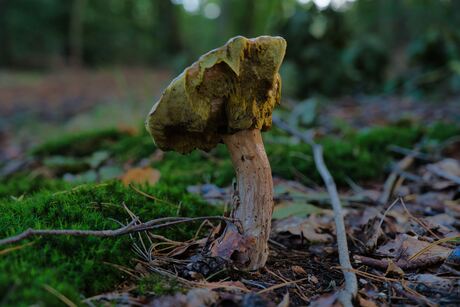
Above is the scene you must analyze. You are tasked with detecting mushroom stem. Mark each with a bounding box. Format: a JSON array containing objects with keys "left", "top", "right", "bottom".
[{"left": 222, "top": 129, "right": 274, "bottom": 270}]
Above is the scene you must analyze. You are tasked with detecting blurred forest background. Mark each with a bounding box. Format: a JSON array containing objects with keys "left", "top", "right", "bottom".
[{"left": 1, "top": 0, "right": 460, "bottom": 99}]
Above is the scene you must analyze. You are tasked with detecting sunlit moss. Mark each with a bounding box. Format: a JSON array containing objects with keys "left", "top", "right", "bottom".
[{"left": 0, "top": 181, "right": 220, "bottom": 306}]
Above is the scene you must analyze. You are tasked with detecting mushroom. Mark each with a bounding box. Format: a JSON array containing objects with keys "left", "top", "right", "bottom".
[{"left": 146, "top": 36, "right": 286, "bottom": 270}]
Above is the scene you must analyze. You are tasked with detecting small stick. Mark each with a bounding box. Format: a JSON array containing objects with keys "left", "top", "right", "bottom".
[
  {"left": 0, "top": 216, "right": 232, "bottom": 247},
  {"left": 379, "top": 147, "right": 418, "bottom": 205},
  {"left": 129, "top": 184, "right": 178, "bottom": 206},
  {"left": 43, "top": 284, "right": 77, "bottom": 307},
  {"left": 273, "top": 117, "right": 358, "bottom": 307},
  {"left": 257, "top": 278, "right": 307, "bottom": 294}
]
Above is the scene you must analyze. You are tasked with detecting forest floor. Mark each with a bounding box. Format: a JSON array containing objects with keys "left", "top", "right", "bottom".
[{"left": 0, "top": 69, "right": 459, "bottom": 306}]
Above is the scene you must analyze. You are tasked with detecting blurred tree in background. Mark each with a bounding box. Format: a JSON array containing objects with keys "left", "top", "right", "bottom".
[{"left": 0, "top": 0, "right": 459, "bottom": 98}]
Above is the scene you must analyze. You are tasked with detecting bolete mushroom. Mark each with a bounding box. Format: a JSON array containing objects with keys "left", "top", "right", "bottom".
[{"left": 146, "top": 35, "right": 286, "bottom": 270}]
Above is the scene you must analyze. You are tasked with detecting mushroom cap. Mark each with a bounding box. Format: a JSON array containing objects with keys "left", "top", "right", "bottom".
[{"left": 146, "top": 35, "right": 286, "bottom": 153}]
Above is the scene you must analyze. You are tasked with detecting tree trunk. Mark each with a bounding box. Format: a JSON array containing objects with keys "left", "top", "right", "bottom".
[{"left": 222, "top": 129, "right": 274, "bottom": 270}]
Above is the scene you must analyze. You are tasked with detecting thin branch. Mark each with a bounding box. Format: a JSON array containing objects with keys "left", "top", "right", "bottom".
[
  {"left": 257, "top": 278, "right": 307, "bottom": 294},
  {"left": 379, "top": 147, "right": 418, "bottom": 205},
  {"left": 273, "top": 117, "right": 358, "bottom": 307},
  {"left": 129, "top": 184, "right": 178, "bottom": 207},
  {"left": 0, "top": 216, "right": 232, "bottom": 247}
]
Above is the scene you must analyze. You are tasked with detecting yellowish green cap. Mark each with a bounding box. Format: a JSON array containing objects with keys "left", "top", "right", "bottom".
[{"left": 146, "top": 35, "right": 286, "bottom": 153}]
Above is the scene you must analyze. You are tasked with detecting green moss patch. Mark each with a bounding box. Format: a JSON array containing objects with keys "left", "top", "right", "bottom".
[
  {"left": 0, "top": 181, "right": 221, "bottom": 306},
  {"left": 137, "top": 273, "right": 184, "bottom": 296},
  {"left": 0, "top": 174, "right": 70, "bottom": 200},
  {"left": 31, "top": 128, "right": 132, "bottom": 157}
]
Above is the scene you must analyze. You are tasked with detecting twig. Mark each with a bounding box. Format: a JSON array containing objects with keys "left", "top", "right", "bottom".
[
  {"left": 129, "top": 184, "right": 178, "bottom": 206},
  {"left": 379, "top": 147, "right": 418, "bottom": 205},
  {"left": 395, "top": 282, "right": 437, "bottom": 307},
  {"left": 43, "top": 284, "right": 77, "bottom": 307},
  {"left": 273, "top": 117, "right": 358, "bottom": 307},
  {"left": 377, "top": 198, "right": 401, "bottom": 232},
  {"left": 0, "top": 241, "right": 34, "bottom": 255},
  {"left": 269, "top": 238, "right": 288, "bottom": 249},
  {"left": 399, "top": 198, "right": 440, "bottom": 240},
  {"left": 0, "top": 216, "right": 232, "bottom": 247},
  {"left": 257, "top": 278, "right": 307, "bottom": 294}
]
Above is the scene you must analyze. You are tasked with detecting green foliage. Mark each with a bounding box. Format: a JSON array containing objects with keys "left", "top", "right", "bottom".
[
  {"left": 137, "top": 273, "right": 184, "bottom": 296},
  {"left": 3, "top": 120, "right": 459, "bottom": 304},
  {"left": 110, "top": 130, "right": 156, "bottom": 162},
  {"left": 268, "top": 123, "right": 423, "bottom": 184},
  {"left": 31, "top": 128, "right": 129, "bottom": 157},
  {"left": 155, "top": 146, "right": 234, "bottom": 187},
  {"left": 2, "top": 0, "right": 460, "bottom": 97},
  {"left": 425, "top": 122, "right": 460, "bottom": 142},
  {"left": 0, "top": 174, "right": 69, "bottom": 200},
  {"left": 0, "top": 181, "right": 220, "bottom": 305}
]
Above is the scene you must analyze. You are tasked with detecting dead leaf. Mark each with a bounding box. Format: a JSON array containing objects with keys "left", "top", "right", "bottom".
[
  {"left": 433, "top": 158, "right": 460, "bottom": 177},
  {"left": 272, "top": 201, "right": 321, "bottom": 219},
  {"left": 354, "top": 215, "right": 382, "bottom": 253},
  {"left": 291, "top": 265, "right": 307, "bottom": 275},
  {"left": 272, "top": 215, "right": 333, "bottom": 243},
  {"left": 376, "top": 234, "right": 451, "bottom": 268},
  {"left": 409, "top": 274, "right": 454, "bottom": 293},
  {"left": 358, "top": 295, "right": 378, "bottom": 307},
  {"left": 384, "top": 259, "right": 404, "bottom": 277},
  {"left": 167, "top": 238, "right": 207, "bottom": 257},
  {"left": 209, "top": 223, "right": 254, "bottom": 265},
  {"left": 121, "top": 167, "right": 160, "bottom": 186}
]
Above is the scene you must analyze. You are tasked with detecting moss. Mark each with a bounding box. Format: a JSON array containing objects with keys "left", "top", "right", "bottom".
[
  {"left": 267, "top": 124, "right": 424, "bottom": 184},
  {"left": 28, "top": 121, "right": 459, "bottom": 189},
  {"left": 354, "top": 124, "right": 422, "bottom": 154},
  {"left": 0, "top": 181, "right": 221, "bottom": 306},
  {"left": 0, "top": 174, "right": 70, "bottom": 200},
  {"left": 110, "top": 131, "right": 156, "bottom": 161},
  {"left": 31, "top": 128, "right": 129, "bottom": 157},
  {"left": 425, "top": 122, "right": 460, "bottom": 141},
  {"left": 154, "top": 145, "right": 234, "bottom": 187},
  {"left": 137, "top": 273, "right": 184, "bottom": 296}
]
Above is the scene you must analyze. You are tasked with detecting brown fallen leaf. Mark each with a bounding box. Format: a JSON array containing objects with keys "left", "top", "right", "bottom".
[
  {"left": 358, "top": 295, "right": 378, "bottom": 307},
  {"left": 384, "top": 259, "right": 405, "bottom": 277},
  {"left": 272, "top": 215, "right": 333, "bottom": 243},
  {"left": 433, "top": 158, "right": 460, "bottom": 177},
  {"left": 291, "top": 265, "right": 307, "bottom": 275},
  {"left": 209, "top": 223, "right": 255, "bottom": 265},
  {"left": 121, "top": 167, "right": 160, "bottom": 186},
  {"left": 167, "top": 238, "right": 207, "bottom": 257},
  {"left": 377, "top": 234, "right": 451, "bottom": 261},
  {"left": 356, "top": 234, "right": 453, "bottom": 270}
]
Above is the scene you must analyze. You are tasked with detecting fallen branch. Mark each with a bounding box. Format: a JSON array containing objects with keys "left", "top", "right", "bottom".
[
  {"left": 273, "top": 117, "right": 358, "bottom": 307},
  {"left": 0, "top": 216, "right": 232, "bottom": 247}
]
